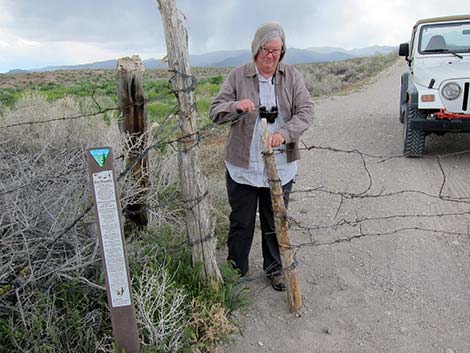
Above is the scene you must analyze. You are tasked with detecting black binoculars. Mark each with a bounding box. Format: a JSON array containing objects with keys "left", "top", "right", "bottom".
[{"left": 259, "top": 106, "right": 278, "bottom": 124}]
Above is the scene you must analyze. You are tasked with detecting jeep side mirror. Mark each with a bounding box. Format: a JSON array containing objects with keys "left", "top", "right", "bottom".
[
  {"left": 463, "top": 30, "right": 470, "bottom": 35},
  {"left": 399, "top": 43, "right": 409, "bottom": 57}
]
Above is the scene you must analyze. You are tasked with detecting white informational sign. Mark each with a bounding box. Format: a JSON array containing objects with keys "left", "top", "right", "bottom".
[{"left": 93, "top": 170, "right": 131, "bottom": 308}]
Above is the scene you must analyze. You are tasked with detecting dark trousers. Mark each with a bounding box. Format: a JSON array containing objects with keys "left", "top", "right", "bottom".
[{"left": 226, "top": 171, "right": 292, "bottom": 276}]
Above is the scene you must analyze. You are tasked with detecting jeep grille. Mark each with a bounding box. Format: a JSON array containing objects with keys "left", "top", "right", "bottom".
[{"left": 463, "top": 82, "right": 469, "bottom": 112}]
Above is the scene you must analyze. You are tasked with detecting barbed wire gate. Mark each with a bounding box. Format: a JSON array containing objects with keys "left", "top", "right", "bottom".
[
  {"left": 3, "top": 67, "right": 470, "bottom": 287},
  {"left": 2, "top": 2, "right": 470, "bottom": 351}
]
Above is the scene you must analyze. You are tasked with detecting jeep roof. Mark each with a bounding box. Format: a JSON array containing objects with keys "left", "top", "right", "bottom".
[{"left": 414, "top": 15, "right": 470, "bottom": 27}]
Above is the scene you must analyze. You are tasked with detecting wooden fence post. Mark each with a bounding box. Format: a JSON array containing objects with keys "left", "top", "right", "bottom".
[
  {"left": 156, "top": 0, "right": 222, "bottom": 282},
  {"left": 117, "top": 56, "right": 149, "bottom": 230},
  {"left": 261, "top": 119, "right": 302, "bottom": 312}
]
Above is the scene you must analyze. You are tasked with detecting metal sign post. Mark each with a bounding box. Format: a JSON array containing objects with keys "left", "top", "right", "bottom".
[{"left": 86, "top": 147, "right": 140, "bottom": 353}]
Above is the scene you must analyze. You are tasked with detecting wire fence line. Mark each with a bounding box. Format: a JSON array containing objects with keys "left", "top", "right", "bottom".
[
  {"left": 3, "top": 70, "right": 470, "bottom": 298},
  {"left": 0, "top": 74, "right": 227, "bottom": 302},
  {"left": 3, "top": 93, "right": 470, "bottom": 230}
]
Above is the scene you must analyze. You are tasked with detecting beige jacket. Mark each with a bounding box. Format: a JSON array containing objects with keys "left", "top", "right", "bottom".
[{"left": 209, "top": 61, "right": 314, "bottom": 169}]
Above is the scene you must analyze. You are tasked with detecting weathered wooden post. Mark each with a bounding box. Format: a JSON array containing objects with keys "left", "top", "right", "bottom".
[
  {"left": 117, "top": 55, "right": 149, "bottom": 230},
  {"left": 261, "top": 119, "right": 302, "bottom": 312},
  {"left": 156, "top": 0, "right": 222, "bottom": 281}
]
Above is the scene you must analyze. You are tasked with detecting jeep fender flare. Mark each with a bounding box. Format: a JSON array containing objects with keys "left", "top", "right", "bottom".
[
  {"left": 400, "top": 72, "right": 419, "bottom": 123},
  {"left": 400, "top": 73, "right": 409, "bottom": 122},
  {"left": 400, "top": 72, "right": 409, "bottom": 104},
  {"left": 406, "top": 77, "right": 419, "bottom": 109}
]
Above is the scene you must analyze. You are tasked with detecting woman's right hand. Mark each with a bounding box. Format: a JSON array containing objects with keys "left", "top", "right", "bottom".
[{"left": 236, "top": 99, "right": 256, "bottom": 113}]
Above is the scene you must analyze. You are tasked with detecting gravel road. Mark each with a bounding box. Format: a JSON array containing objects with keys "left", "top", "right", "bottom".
[{"left": 224, "top": 61, "right": 470, "bottom": 353}]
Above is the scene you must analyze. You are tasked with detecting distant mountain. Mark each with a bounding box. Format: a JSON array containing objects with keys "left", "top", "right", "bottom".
[
  {"left": 205, "top": 48, "right": 356, "bottom": 67},
  {"left": 5, "top": 45, "right": 397, "bottom": 74},
  {"left": 6, "top": 69, "right": 31, "bottom": 74},
  {"left": 26, "top": 58, "right": 165, "bottom": 72},
  {"left": 306, "top": 45, "right": 396, "bottom": 57},
  {"left": 33, "top": 60, "right": 118, "bottom": 72},
  {"left": 189, "top": 50, "right": 248, "bottom": 67},
  {"left": 284, "top": 48, "right": 355, "bottom": 64}
]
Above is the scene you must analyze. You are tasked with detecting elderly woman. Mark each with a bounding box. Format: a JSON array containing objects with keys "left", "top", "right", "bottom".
[{"left": 210, "top": 22, "right": 314, "bottom": 291}]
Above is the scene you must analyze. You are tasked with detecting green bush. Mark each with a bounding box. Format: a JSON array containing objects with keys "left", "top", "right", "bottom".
[
  {"left": 0, "top": 279, "right": 112, "bottom": 353},
  {"left": 131, "top": 226, "right": 247, "bottom": 311},
  {"left": 129, "top": 226, "right": 248, "bottom": 352},
  {"left": 0, "top": 225, "right": 248, "bottom": 353}
]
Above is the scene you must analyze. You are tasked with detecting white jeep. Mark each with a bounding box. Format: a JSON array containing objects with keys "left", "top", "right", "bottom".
[{"left": 399, "top": 15, "right": 470, "bottom": 157}]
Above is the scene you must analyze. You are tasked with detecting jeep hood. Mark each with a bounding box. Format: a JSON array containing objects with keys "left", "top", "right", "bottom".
[{"left": 413, "top": 57, "right": 470, "bottom": 88}]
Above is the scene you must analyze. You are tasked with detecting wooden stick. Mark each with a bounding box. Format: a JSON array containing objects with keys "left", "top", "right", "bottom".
[{"left": 261, "top": 119, "right": 302, "bottom": 312}]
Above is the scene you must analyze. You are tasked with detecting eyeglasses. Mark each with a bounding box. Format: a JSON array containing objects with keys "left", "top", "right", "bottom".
[{"left": 260, "top": 47, "right": 283, "bottom": 56}]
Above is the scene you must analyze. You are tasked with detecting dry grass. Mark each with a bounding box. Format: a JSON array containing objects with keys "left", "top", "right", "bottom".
[{"left": 189, "top": 298, "right": 235, "bottom": 353}]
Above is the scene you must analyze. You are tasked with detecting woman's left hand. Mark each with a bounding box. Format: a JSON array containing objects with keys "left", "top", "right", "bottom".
[{"left": 268, "top": 132, "right": 285, "bottom": 147}]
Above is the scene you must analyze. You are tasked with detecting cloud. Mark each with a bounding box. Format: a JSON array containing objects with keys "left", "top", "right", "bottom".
[
  {"left": 0, "top": 0, "right": 469, "bottom": 72},
  {"left": 0, "top": 37, "right": 165, "bottom": 72},
  {"left": 2, "top": 0, "right": 162, "bottom": 42}
]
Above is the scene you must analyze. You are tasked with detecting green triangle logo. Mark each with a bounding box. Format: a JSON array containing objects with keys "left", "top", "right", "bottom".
[{"left": 89, "top": 148, "right": 110, "bottom": 168}]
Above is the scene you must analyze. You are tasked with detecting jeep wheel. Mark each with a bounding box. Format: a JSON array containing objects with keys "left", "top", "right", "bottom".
[{"left": 403, "top": 104, "right": 426, "bottom": 157}]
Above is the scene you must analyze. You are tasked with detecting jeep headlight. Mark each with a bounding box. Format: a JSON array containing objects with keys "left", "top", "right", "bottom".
[{"left": 442, "top": 82, "right": 461, "bottom": 100}]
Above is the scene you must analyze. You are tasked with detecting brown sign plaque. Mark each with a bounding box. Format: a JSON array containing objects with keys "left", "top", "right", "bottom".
[{"left": 86, "top": 147, "right": 140, "bottom": 353}]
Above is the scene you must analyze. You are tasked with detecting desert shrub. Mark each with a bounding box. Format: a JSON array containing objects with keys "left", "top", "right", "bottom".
[
  {"left": 0, "top": 88, "right": 19, "bottom": 107},
  {"left": 0, "top": 91, "right": 246, "bottom": 353},
  {"left": 195, "top": 96, "right": 212, "bottom": 117},
  {"left": 129, "top": 227, "right": 247, "bottom": 353},
  {"left": 145, "top": 80, "right": 173, "bottom": 102},
  {"left": 196, "top": 82, "right": 221, "bottom": 97},
  {"left": 298, "top": 52, "right": 398, "bottom": 97},
  {"left": 134, "top": 264, "right": 189, "bottom": 352},
  {"left": 0, "top": 280, "right": 112, "bottom": 353},
  {"left": 0, "top": 92, "right": 126, "bottom": 352},
  {"left": 147, "top": 102, "right": 177, "bottom": 122}
]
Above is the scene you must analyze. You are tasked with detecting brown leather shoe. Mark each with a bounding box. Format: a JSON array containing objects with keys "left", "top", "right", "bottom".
[{"left": 269, "top": 273, "right": 286, "bottom": 291}]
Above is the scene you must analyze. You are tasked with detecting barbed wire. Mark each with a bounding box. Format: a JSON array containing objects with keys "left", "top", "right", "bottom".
[
  {"left": 0, "top": 91, "right": 175, "bottom": 129},
  {"left": 4, "top": 66, "right": 470, "bottom": 297},
  {"left": 4, "top": 76, "right": 470, "bottom": 245}
]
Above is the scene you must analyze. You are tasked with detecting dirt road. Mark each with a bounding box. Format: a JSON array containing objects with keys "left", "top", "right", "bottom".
[{"left": 224, "top": 61, "right": 470, "bottom": 353}]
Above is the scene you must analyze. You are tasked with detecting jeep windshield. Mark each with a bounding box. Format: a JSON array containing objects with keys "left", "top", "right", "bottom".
[{"left": 419, "top": 21, "right": 470, "bottom": 55}]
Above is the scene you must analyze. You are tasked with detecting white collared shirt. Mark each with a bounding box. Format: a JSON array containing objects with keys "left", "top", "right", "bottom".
[{"left": 225, "top": 73, "right": 297, "bottom": 187}]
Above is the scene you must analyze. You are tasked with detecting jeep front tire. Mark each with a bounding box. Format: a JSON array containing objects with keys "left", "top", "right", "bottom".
[{"left": 403, "top": 103, "right": 426, "bottom": 157}]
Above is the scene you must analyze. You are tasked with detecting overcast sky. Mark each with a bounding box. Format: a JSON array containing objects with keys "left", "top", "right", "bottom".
[{"left": 0, "top": 0, "right": 468, "bottom": 73}]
